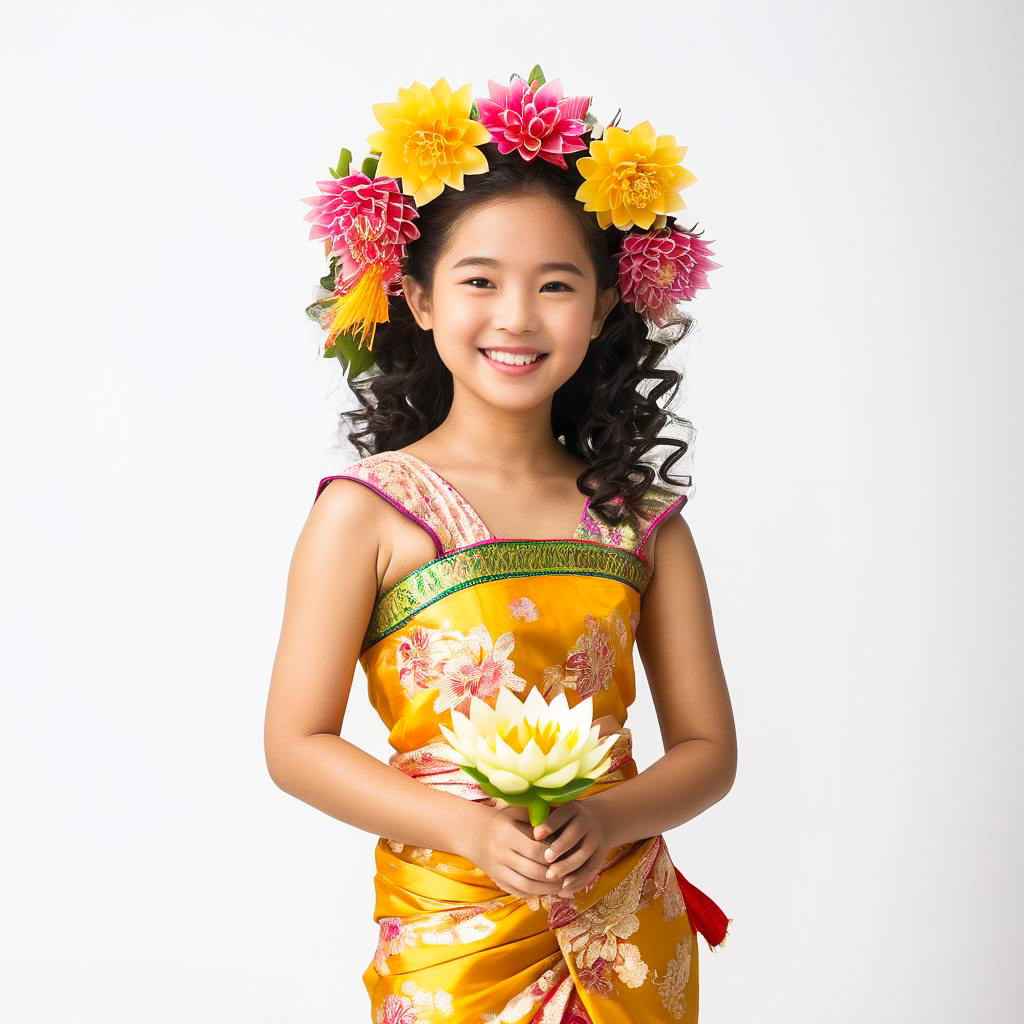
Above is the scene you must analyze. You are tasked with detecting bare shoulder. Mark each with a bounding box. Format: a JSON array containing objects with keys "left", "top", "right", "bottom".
[
  {"left": 301, "top": 476, "right": 388, "bottom": 584},
  {"left": 645, "top": 508, "right": 698, "bottom": 582}
]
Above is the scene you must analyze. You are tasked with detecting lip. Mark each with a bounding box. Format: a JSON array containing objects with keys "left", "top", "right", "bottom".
[
  {"left": 480, "top": 345, "right": 547, "bottom": 354},
  {"left": 479, "top": 347, "right": 549, "bottom": 376}
]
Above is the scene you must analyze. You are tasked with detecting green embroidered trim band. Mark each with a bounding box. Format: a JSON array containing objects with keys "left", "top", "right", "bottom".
[{"left": 362, "top": 540, "right": 651, "bottom": 653}]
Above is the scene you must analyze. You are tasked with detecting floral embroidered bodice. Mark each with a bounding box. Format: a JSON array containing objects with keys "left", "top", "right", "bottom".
[{"left": 314, "top": 449, "right": 689, "bottom": 756}]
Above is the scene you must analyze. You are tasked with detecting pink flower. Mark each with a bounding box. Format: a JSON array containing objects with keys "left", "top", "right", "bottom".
[
  {"left": 376, "top": 994, "right": 418, "bottom": 1024},
  {"left": 475, "top": 75, "right": 590, "bottom": 169},
  {"left": 616, "top": 226, "right": 720, "bottom": 325},
  {"left": 302, "top": 173, "right": 420, "bottom": 294}
]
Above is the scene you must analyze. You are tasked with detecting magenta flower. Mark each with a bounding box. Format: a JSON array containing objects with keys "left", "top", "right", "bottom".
[
  {"left": 302, "top": 172, "right": 420, "bottom": 293},
  {"left": 616, "top": 227, "right": 721, "bottom": 325},
  {"left": 474, "top": 75, "right": 590, "bottom": 169}
]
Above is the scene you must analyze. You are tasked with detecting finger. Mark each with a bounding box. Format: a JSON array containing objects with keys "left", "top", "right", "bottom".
[
  {"left": 560, "top": 847, "right": 603, "bottom": 892},
  {"left": 532, "top": 802, "right": 578, "bottom": 841},
  {"left": 541, "top": 819, "right": 589, "bottom": 865},
  {"left": 545, "top": 834, "right": 596, "bottom": 881},
  {"left": 508, "top": 827, "right": 564, "bottom": 865},
  {"left": 506, "top": 848, "right": 555, "bottom": 883},
  {"left": 499, "top": 856, "right": 565, "bottom": 897}
]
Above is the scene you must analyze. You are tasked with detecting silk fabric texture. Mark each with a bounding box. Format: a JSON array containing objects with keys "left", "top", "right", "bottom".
[{"left": 314, "top": 451, "right": 728, "bottom": 1023}]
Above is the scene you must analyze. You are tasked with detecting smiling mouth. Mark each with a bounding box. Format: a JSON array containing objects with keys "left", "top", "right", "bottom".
[{"left": 478, "top": 348, "right": 550, "bottom": 366}]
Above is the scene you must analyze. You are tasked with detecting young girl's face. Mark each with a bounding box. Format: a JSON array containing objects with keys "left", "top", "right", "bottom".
[{"left": 404, "top": 193, "right": 618, "bottom": 411}]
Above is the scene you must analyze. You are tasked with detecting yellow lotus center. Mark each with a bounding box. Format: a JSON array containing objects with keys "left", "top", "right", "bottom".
[
  {"left": 404, "top": 122, "right": 457, "bottom": 170},
  {"left": 613, "top": 163, "right": 663, "bottom": 208},
  {"left": 497, "top": 719, "right": 578, "bottom": 756},
  {"left": 656, "top": 264, "right": 677, "bottom": 285}
]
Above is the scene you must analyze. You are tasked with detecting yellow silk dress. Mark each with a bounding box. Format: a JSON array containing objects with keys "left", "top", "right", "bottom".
[{"left": 315, "top": 450, "right": 730, "bottom": 1024}]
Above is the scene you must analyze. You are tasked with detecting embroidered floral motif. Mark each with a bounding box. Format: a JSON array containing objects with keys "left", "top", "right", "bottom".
[
  {"left": 651, "top": 932, "right": 694, "bottom": 1020},
  {"left": 395, "top": 626, "right": 452, "bottom": 699},
  {"left": 376, "top": 992, "right": 421, "bottom": 1023},
  {"left": 561, "top": 892, "right": 648, "bottom": 994},
  {"left": 541, "top": 663, "right": 571, "bottom": 701},
  {"left": 481, "top": 960, "right": 570, "bottom": 1023},
  {"left": 542, "top": 838, "right": 666, "bottom": 999},
  {"left": 648, "top": 842, "right": 687, "bottom": 923},
  {"left": 383, "top": 839, "right": 435, "bottom": 864},
  {"left": 376, "top": 981, "right": 454, "bottom": 1022},
  {"left": 393, "top": 624, "right": 529, "bottom": 716},
  {"left": 507, "top": 596, "right": 539, "bottom": 621},
  {"left": 565, "top": 614, "right": 618, "bottom": 698},
  {"left": 605, "top": 608, "right": 630, "bottom": 650},
  {"left": 540, "top": 610, "right": 628, "bottom": 701},
  {"left": 371, "top": 900, "right": 506, "bottom": 977},
  {"left": 372, "top": 916, "right": 419, "bottom": 973},
  {"left": 564, "top": 991, "right": 595, "bottom": 1023},
  {"left": 432, "top": 624, "right": 529, "bottom": 716}
]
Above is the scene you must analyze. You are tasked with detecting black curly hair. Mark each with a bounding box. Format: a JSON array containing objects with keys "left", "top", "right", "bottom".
[{"left": 337, "top": 134, "right": 697, "bottom": 524}]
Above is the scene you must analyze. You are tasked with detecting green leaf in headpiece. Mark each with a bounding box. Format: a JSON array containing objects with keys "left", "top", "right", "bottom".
[
  {"left": 318, "top": 254, "right": 339, "bottom": 292},
  {"left": 470, "top": 100, "right": 479, "bottom": 121},
  {"left": 361, "top": 154, "right": 380, "bottom": 178},
  {"left": 329, "top": 147, "right": 353, "bottom": 179},
  {"left": 326, "top": 332, "right": 376, "bottom": 381},
  {"left": 304, "top": 296, "right": 336, "bottom": 325},
  {"left": 527, "top": 64, "right": 545, "bottom": 87}
]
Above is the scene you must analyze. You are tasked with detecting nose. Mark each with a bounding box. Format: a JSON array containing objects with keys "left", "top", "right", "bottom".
[{"left": 492, "top": 281, "right": 540, "bottom": 335}]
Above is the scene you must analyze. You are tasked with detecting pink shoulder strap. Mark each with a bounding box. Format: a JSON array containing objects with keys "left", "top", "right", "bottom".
[
  {"left": 313, "top": 451, "right": 489, "bottom": 556},
  {"left": 578, "top": 482, "right": 689, "bottom": 560},
  {"left": 632, "top": 485, "right": 689, "bottom": 559}
]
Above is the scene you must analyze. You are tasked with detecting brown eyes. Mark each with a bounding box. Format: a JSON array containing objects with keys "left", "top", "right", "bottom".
[{"left": 462, "top": 278, "right": 572, "bottom": 292}]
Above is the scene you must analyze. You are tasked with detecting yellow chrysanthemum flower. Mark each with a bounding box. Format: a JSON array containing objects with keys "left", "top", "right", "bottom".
[
  {"left": 575, "top": 121, "right": 698, "bottom": 231},
  {"left": 367, "top": 78, "right": 492, "bottom": 206}
]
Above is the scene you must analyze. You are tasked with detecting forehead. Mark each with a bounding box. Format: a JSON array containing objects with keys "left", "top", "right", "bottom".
[{"left": 440, "top": 194, "right": 588, "bottom": 269}]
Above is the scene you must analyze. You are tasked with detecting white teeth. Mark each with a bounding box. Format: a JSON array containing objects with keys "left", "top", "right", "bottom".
[{"left": 483, "top": 349, "right": 542, "bottom": 366}]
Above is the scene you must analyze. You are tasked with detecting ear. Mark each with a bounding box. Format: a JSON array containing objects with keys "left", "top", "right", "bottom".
[
  {"left": 590, "top": 286, "right": 620, "bottom": 340},
  {"left": 402, "top": 274, "right": 433, "bottom": 331}
]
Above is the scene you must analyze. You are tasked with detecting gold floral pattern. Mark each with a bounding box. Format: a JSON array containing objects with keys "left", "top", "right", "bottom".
[
  {"left": 376, "top": 982, "right": 454, "bottom": 1023},
  {"left": 546, "top": 838, "right": 663, "bottom": 996},
  {"left": 371, "top": 901, "right": 506, "bottom": 978},
  {"left": 541, "top": 610, "right": 631, "bottom": 700},
  {"left": 507, "top": 596, "right": 539, "bottom": 621},
  {"left": 652, "top": 932, "right": 694, "bottom": 1020},
  {"left": 564, "top": 614, "right": 618, "bottom": 698}
]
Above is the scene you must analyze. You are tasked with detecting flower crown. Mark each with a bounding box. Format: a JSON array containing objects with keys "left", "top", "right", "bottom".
[{"left": 302, "top": 65, "right": 720, "bottom": 381}]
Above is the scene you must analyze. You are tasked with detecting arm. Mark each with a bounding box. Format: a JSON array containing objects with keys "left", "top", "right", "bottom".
[
  {"left": 588, "top": 513, "right": 737, "bottom": 849},
  {"left": 263, "top": 479, "right": 490, "bottom": 856}
]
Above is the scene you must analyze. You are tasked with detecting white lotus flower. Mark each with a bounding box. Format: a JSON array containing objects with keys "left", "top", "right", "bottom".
[{"left": 437, "top": 685, "right": 619, "bottom": 825}]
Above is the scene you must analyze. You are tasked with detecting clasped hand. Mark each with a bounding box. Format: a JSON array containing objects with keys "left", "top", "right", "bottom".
[{"left": 465, "top": 797, "right": 613, "bottom": 903}]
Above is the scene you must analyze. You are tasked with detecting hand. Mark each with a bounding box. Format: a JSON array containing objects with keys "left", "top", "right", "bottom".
[
  {"left": 463, "top": 801, "right": 577, "bottom": 902},
  {"left": 532, "top": 799, "right": 613, "bottom": 897}
]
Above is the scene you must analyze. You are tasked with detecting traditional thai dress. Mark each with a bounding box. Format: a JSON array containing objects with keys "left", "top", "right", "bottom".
[{"left": 314, "top": 450, "right": 730, "bottom": 1024}]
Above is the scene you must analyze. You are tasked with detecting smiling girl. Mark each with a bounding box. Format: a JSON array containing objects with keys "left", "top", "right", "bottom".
[{"left": 264, "top": 70, "right": 734, "bottom": 1023}]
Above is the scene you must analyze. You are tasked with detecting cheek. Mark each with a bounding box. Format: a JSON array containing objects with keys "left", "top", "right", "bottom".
[
  {"left": 433, "top": 293, "right": 489, "bottom": 343},
  {"left": 546, "top": 301, "right": 596, "bottom": 346}
]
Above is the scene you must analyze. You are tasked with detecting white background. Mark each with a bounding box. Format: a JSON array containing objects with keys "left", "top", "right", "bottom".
[{"left": 3, "top": 1, "right": 1022, "bottom": 1020}]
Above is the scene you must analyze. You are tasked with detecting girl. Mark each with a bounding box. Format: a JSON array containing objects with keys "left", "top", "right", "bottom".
[{"left": 265, "top": 72, "right": 736, "bottom": 1023}]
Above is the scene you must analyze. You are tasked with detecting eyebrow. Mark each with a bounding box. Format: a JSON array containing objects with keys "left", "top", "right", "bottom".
[{"left": 449, "top": 256, "right": 586, "bottom": 278}]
